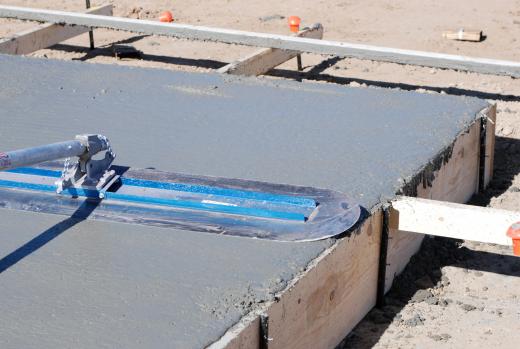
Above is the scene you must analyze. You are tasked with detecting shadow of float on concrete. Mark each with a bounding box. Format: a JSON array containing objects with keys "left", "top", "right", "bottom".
[
  {"left": 0, "top": 200, "right": 99, "bottom": 274},
  {"left": 0, "top": 165, "right": 130, "bottom": 274}
]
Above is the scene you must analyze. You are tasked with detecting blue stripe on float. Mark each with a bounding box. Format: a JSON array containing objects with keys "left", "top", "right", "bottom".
[
  {"left": 0, "top": 179, "right": 56, "bottom": 193},
  {"left": 0, "top": 179, "right": 100, "bottom": 198},
  {"left": 104, "top": 192, "right": 306, "bottom": 222},
  {"left": 7, "top": 167, "right": 316, "bottom": 208},
  {"left": 0, "top": 178, "right": 306, "bottom": 222},
  {"left": 121, "top": 178, "right": 315, "bottom": 208},
  {"left": 7, "top": 167, "right": 62, "bottom": 178}
]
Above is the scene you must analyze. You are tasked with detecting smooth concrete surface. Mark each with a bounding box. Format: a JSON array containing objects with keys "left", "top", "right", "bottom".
[
  {"left": 0, "top": 54, "right": 488, "bottom": 348},
  {"left": 0, "top": 209, "right": 330, "bottom": 348}
]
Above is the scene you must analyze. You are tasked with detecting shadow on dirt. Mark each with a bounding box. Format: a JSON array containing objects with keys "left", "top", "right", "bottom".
[
  {"left": 338, "top": 235, "right": 519, "bottom": 348},
  {"left": 45, "top": 43, "right": 520, "bottom": 102},
  {"left": 269, "top": 68, "right": 520, "bottom": 102},
  {"left": 51, "top": 38, "right": 227, "bottom": 70},
  {"left": 471, "top": 136, "right": 520, "bottom": 206}
]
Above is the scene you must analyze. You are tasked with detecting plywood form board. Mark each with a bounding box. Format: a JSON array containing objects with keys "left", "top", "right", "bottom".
[
  {"left": 265, "top": 213, "right": 382, "bottom": 349},
  {"left": 0, "top": 54, "right": 489, "bottom": 348}
]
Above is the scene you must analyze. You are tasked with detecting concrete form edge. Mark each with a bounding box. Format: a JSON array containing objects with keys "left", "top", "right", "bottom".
[{"left": 207, "top": 105, "right": 493, "bottom": 349}]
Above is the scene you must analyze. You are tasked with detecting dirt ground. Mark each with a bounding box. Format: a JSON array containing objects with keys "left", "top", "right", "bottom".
[{"left": 1, "top": 1, "right": 519, "bottom": 348}]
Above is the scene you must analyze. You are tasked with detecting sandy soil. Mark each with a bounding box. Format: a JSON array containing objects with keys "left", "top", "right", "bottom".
[{"left": 1, "top": 1, "right": 519, "bottom": 348}]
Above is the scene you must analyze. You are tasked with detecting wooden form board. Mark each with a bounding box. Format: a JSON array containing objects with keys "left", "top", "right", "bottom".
[
  {"left": 0, "top": 5, "right": 112, "bottom": 55},
  {"left": 210, "top": 110, "right": 494, "bottom": 348},
  {"left": 389, "top": 196, "right": 518, "bottom": 246},
  {"left": 216, "top": 213, "right": 382, "bottom": 349},
  {"left": 218, "top": 24, "right": 324, "bottom": 76},
  {"left": 384, "top": 105, "right": 495, "bottom": 293},
  {"left": 1, "top": 5, "right": 520, "bottom": 77}
]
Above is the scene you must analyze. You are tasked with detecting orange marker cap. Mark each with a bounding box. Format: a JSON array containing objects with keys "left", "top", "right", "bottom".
[
  {"left": 506, "top": 222, "right": 520, "bottom": 256},
  {"left": 288, "top": 16, "right": 301, "bottom": 33},
  {"left": 159, "top": 11, "right": 174, "bottom": 23}
]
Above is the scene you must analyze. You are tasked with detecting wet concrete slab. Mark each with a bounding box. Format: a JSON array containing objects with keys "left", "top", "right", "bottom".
[{"left": 0, "top": 54, "right": 488, "bottom": 348}]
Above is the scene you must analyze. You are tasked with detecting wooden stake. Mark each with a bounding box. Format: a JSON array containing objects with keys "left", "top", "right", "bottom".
[
  {"left": 442, "top": 28, "right": 483, "bottom": 42},
  {"left": 0, "top": 5, "right": 112, "bottom": 55},
  {"left": 219, "top": 24, "right": 323, "bottom": 76},
  {"left": 85, "top": 0, "right": 95, "bottom": 49}
]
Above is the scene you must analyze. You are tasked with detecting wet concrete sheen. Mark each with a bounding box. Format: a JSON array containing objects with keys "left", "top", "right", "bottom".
[{"left": 0, "top": 55, "right": 488, "bottom": 348}]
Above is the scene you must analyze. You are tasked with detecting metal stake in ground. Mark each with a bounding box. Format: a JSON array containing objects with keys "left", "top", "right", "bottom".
[{"left": 85, "top": 0, "right": 94, "bottom": 49}]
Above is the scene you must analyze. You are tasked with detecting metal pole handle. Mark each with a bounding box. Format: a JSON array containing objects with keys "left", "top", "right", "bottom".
[{"left": 0, "top": 140, "right": 86, "bottom": 171}]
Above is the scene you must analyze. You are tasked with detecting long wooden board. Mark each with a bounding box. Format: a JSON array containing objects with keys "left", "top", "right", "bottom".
[
  {"left": 0, "top": 5, "right": 112, "bottom": 55},
  {"left": 1, "top": 5, "right": 520, "bottom": 77},
  {"left": 389, "top": 196, "right": 518, "bottom": 246}
]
